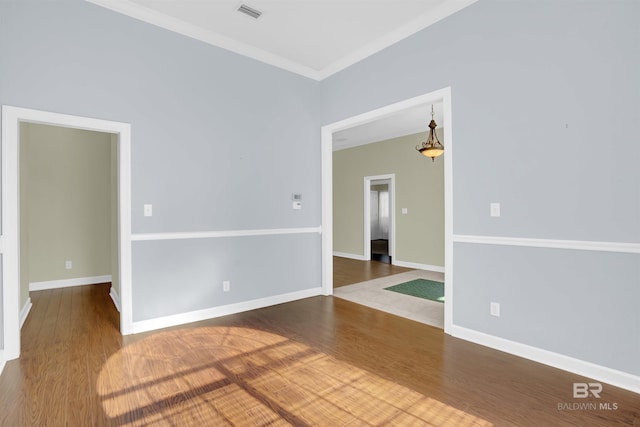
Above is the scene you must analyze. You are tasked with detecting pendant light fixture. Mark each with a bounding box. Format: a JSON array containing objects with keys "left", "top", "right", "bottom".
[{"left": 416, "top": 104, "right": 444, "bottom": 162}]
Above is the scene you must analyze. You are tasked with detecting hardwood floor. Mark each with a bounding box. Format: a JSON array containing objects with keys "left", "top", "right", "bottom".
[
  {"left": 1, "top": 283, "right": 639, "bottom": 426},
  {"left": 333, "top": 256, "right": 413, "bottom": 288}
]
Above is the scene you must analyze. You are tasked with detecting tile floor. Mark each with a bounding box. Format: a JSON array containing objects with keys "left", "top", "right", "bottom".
[{"left": 333, "top": 269, "right": 445, "bottom": 329}]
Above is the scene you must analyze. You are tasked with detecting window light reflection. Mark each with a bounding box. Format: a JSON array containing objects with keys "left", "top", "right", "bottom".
[{"left": 97, "top": 326, "right": 492, "bottom": 426}]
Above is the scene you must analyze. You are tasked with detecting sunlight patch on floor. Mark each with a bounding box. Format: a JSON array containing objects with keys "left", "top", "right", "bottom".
[{"left": 98, "top": 326, "right": 491, "bottom": 425}]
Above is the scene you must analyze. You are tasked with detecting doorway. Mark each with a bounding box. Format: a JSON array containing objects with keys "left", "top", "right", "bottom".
[
  {"left": 320, "top": 87, "right": 453, "bottom": 333},
  {"left": 370, "top": 183, "right": 390, "bottom": 262},
  {"left": 20, "top": 123, "right": 116, "bottom": 296},
  {"left": 1, "top": 106, "right": 132, "bottom": 362},
  {"left": 365, "top": 176, "right": 394, "bottom": 264}
]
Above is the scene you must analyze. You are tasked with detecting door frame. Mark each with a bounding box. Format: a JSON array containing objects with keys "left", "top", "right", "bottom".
[
  {"left": 364, "top": 175, "right": 395, "bottom": 261},
  {"left": 1, "top": 106, "right": 133, "bottom": 361},
  {"left": 320, "top": 86, "right": 453, "bottom": 334}
]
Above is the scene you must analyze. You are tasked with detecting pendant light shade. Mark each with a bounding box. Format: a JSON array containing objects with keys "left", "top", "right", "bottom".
[{"left": 416, "top": 105, "right": 444, "bottom": 162}]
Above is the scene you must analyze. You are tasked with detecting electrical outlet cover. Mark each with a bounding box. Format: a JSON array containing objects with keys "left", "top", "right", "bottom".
[{"left": 490, "top": 302, "right": 500, "bottom": 317}]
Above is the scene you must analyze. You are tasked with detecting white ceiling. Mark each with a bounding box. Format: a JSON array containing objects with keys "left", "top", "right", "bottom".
[
  {"left": 86, "top": 1, "right": 458, "bottom": 147},
  {"left": 332, "top": 102, "right": 443, "bottom": 151},
  {"left": 87, "top": 0, "right": 477, "bottom": 80}
]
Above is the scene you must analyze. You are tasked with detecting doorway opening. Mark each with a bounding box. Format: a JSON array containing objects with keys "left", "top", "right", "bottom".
[
  {"left": 320, "top": 87, "right": 453, "bottom": 333},
  {"left": 370, "top": 182, "right": 390, "bottom": 263},
  {"left": 2, "top": 106, "right": 132, "bottom": 363},
  {"left": 365, "top": 176, "right": 394, "bottom": 264}
]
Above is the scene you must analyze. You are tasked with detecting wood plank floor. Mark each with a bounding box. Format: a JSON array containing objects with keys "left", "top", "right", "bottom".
[
  {"left": 1, "top": 283, "right": 639, "bottom": 426},
  {"left": 333, "top": 256, "right": 413, "bottom": 288}
]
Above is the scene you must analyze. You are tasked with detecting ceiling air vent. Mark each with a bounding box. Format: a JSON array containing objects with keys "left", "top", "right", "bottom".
[{"left": 237, "top": 4, "right": 262, "bottom": 19}]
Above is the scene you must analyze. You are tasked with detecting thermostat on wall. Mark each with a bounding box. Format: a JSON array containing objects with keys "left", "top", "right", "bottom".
[{"left": 292, "top": 193, "right": 302, "bottom": 201}]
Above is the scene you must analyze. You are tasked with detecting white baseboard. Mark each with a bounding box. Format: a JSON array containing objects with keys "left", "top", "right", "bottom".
[
  {"left": 29, "top": 275, "right": 112, "bottom": 291},
  {"left": 333, "top": 251, "right": 367, "bottom": 261},
  {"left": 130, "top": 287, "right": 323, "bottom": 335},
  {"left": 109, "top": 287, "right": 121, "bottom": 312},
  {"left": 450, "top": 324, "right": 640, "bottom": 395},
  {"left": 333, "top": 252, "right": 445, "bottom": 273},
  {"left": 0, "top": 350, "right": 5, "bottom": 378},
  {"left": 393, "top": 259, "right": 444, "bottom": 273},
  {"left": 19, "top": 298, "right": 32, "bottom": 329}
]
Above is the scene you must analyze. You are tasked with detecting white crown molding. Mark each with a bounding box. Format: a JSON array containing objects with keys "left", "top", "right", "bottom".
[
  {"left": 85, "top": 0, "right": 321, "bottom": 80},
  {"left": 130, "top": 287, "right": 322, "bottom": 334},
  {"left": 86, "top": 0, "right": 478, "bottom": 81},
  {"left": 453, "top": 234, "right": 640, "bottom": 254},
  {"left": 131, "top": 226, "right": 322, "bottom": 241},
  {"left": 451, "top": 325, "right": 640, "bottom": 395},
  {"left": 19, "top": 298, "right": 32, "bottom": 329}
]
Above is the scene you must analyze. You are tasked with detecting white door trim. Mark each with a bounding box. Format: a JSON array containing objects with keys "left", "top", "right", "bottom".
[
  {"left": 1, "top": 106, "right": 133, "bottom": 361},
  {"left": 364, "top": 175, "right": 395, "bottom": 260},
  {"left": 320, "top": 87, "right": 453, "bottom": 334}
]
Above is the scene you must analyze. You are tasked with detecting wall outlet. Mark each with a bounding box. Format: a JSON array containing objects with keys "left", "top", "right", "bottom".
[
  {"left": 144, "top": 204, "right": 153, "bottom": 217},
  {"left": 65, "top": 260, "right": 72, "bottom": 270},
  {"left": 223, "top": 280, "right": 230, "bottom": 292},
  {"left": 490, "top": 302, "right": 500, "bottom": 317},
  {"left": 490, "top": 202, "right": 501, "bottom": 217}
]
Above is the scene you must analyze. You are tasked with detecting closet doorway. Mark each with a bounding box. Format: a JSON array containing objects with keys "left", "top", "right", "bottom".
[
  {"left": 369, "top": 179, "right": 391, "bottom": 263},
  {"left": 364, "top": 174, "right": 395, "bottom": 264}
]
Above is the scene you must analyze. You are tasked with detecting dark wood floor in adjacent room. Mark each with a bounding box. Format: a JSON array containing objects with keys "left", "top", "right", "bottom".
[
  {"left": 333, "top": 256, "right": 413, "bottom": 288},
  {"left": 1, "top": 283, "right": 639, "bottom": 426}
]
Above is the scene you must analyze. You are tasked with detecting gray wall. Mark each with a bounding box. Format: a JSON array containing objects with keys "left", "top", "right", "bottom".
[
  {"left": 321, "top": 0, "right": 639, "bottom": 375},
  {"left": 132, "top": 234, "right": 321, "bottom": 322},
  {"left": 454, "top": 244, "right": 640, "bottom": 375},
  {"left": 1, "top": 0, "right": 638, "bottom": 379},
  {"left": 0, "top": 0, "right": 321, "bottom": 330}
]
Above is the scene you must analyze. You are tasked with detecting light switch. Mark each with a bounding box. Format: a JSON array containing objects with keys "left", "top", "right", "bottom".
[
  {"left": 490, "top": 202, "right": 500, "bottom": 217},
  {"left": 144, "top": 204, "right": 153, "bottom": 217},
  {"left": 292, "top": 201, "right": 302, "bottom": 210},
  {"left": 490, "top": 302, "right": 500, "bottom": 317},
  {"left": 402, "top": 208, "right": 408, "bottom": 215}
]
